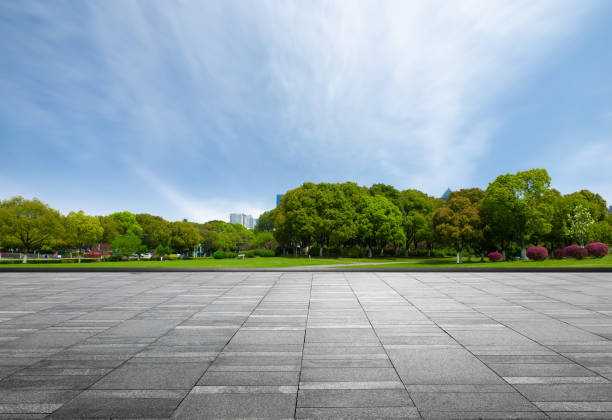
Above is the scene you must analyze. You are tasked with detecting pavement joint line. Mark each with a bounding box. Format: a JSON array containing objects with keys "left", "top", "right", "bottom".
[
  {"left": 343, "top": 272, "right": 424, "bottom": 420},
  {"left": 43, "top": 271, "right": 247, "bottom": 419},
  {"left": 457, "top": 272, "right": 612, "bottom": 382},
  {"left": 376, "top": 272, "right": 553, "bottom": 420},
  {"left": 170, "top": 272, "right": 285, "bottom": 416},
  {"left": 293, "top": 272, "right": 313, "bottom": 420}
]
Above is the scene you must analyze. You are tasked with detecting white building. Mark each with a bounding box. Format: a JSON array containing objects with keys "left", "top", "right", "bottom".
[{"left": 229, "top": 213, "right": 255, "bottom": 229}]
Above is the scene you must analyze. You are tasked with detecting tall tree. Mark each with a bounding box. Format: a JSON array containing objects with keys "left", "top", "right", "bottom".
[
  {"left": 254, "top": 209, "right": 277, "bottom": 233},
  {"left": 65, "top": 211, "right": 104, "bottom": 262},
  {"left": 481, "top": 169, "right": 553, "bottom": 260},
  {"left": 170, "top": 222, "right": 201, "bottom": 254},
  {"left": 357, "top": 195, "right": 405, "bottom": 257},
  {"left": 567, "top": 204, "right": 594, "bottom": 246},
  {"left": 136, "top": 214, "right": 171, "bottom": 249},
  {"left": 399, "top": 189, "right": 438, "bottom": 254},
  {"left": 432, "top": 196, "right": 481, "bottom": 264},
  {"left": 0, "top": 197, "right": 62, "bottom": 263}
]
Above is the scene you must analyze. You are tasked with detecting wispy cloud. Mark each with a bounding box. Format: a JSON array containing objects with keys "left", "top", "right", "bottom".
[{"left": 0, "top": 1, "right": 605, "bottom": 220}]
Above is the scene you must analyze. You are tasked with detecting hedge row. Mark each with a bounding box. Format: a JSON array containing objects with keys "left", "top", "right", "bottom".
[
  {"left": 0, "top": 258, "right": 98, "bottom": 264},
  {"left": 213, "top": 249, "right": 276, "bottom": 259}
]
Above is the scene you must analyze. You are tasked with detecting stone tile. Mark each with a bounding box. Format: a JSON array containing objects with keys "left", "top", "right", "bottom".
[
  {"left": 515, "top": 383, "right": 612, "bottom": 401},
  {"left": 387, "top": 347, "right": 505, "bottom": 385},
  {"left": 48, "top": 389, "right": 186, "bottom": 419},
  {"left": 297, "top": 406, "right": 420, "bottom": 419},
  {"left": 411, "top": 392, "right": 538, "bottom": 412},
  {"left": 300, "top": 367, "right": 399, "bottom": 382},
  {"left": 172, "top": 392, "right": 296, "bottom": 420},
  {"left": 297, "top": 389, "right": 413, "bottom": 407},
  {"left": 198, "top": 371, "right": 299, "bottom": 386},
  {"left": 92, "top": 362, "right": 208, "bottom": 389}
]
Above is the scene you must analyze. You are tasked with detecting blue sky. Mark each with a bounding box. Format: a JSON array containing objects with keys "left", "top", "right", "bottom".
[{"left": 1, "top": 1, "right": 611, "bottom": 222}]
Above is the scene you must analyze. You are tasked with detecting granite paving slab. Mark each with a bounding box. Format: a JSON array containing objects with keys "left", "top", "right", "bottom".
[{"left": 0, "top": 271, "right": 611, "bottom": 419}]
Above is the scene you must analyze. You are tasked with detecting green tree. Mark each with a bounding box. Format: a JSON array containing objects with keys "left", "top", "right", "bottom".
[
  {"left": 250, "top": 231, "right": 278, "bottom": 250},
  {"left": 565, "top": 190, "right": 608, "bottom": 222},
  {"left": 98, "top": 216, "right": 120, "bottom": 244},
  {"left": 108, "top": 212, "right": 143, "bottom": 237},
  {"left": 136, "top": 214, "right": 171, "bottom": 249},
  {"left": 169, "top": 222, "right": 201, "bottom": 254},
  {"left": 65, "top": 211, "right": 104, "bottom": 262},
  {"left": 199, "top": 229, "right": 219, "bottom": 253},
  {"left": 111, "top": 234, "right": 143, "bottom": 258},
  {"left": 567, "top": 204, "right": 594, "bottom": 246},
  {"left": 0, "top": 197, "right": 63, "bottom": 263},
  {"left": 398, "top": 189, "right": 437, "bottom": 254},
  {"left": 254, "top": 209, "right": 277, "bottom": 232},
  {"left": 432, "top": 196, "right": 481, "bottom": 264},
  {"left": 357, "top": 195, "right": 405, "bottom": 257},
  {"left": 481, "top": 169, "right": 553, "bottom": 260},
  {"left": 588, "top": 221, "right": 612, "bottom": 245}
]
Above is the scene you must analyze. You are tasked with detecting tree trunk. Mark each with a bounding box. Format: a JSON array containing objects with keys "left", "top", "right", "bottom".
[
  {"left": 367, "top": 246, "right": 372, "bottom": 258},
  {"left": 456, "top": 250, "right": 463, "bottom": 264},
  {"left": 319, "top": 246, "right": 323, "bottom": 257},
  {"left": 520, "top": 231, "right": 526, "bottom": 260},
  {"left": 380, "top": 247, "right": 384, "bottom": 257},
  {"left": 78, "top": 249, "right": 82, "bottom": 263},
  {"left": 23, "top": 250, "right": 28, "bottom": 264}
]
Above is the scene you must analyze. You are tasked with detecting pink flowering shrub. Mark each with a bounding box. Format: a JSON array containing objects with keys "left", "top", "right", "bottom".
[
  {"left": 526, "top": 246, "right": 548, "bottom": 261},
  {"left": 488, "top": 251, "right": 502, "bottom": 262},
  {"left": 565, "top": 245, "right": 588, "bottom": 259},
  {"left": 553, "top": 248, "right": 566, "bottom": 259},
  {"left": 586, "top": 243, "right": 609, "bottom": 258}
]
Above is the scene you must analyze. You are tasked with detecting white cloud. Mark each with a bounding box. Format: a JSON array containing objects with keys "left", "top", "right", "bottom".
[
  {"left": 263, "top": 1, "right": 598, "bottom": 189},
  {"left": 120, "top": 155, "right": 266, "bottom": 223},
  {"left": 3, "top": 1, "right": 601, "bottom": 216}
]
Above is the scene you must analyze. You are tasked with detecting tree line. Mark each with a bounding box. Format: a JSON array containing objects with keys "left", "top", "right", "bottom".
[
  {"left": 259, "top": 169, "right": 611, "bottom": 262},
  {"left": 1, "top": 168, "right": 610, "bottom": 263},
  {"left": 0, "top": 199, "right": 275, "bottom": 262}
]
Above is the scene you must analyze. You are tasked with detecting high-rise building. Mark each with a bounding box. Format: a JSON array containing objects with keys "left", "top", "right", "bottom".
[
  {"left": 276, "top": 194, "right": 284, "bottom": 207},
  {"left": 441, "top": 188, "right": 452, "bottom": 201},
  {"left": 229, "top": 213, "right": 255, "bottom": 229}
]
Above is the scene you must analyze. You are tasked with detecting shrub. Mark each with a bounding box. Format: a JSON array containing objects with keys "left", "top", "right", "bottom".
[
  {"left": 341, "top": 247, "right": 367, "bottom": 258},
  {"left": 488, "top": 251, "right": 502, "bottom": 262},
  {"left": 225, "top": 251, "right": 237, "bottom": 258},
  {"left": 586, "top": 242, "right": 609, "bottom": 258},
  {"left": 526, "top": 246, "right": 548, "bottom": 261},
  {"left": 565, "top": 245, "right": 588, "bottom": 259},
  {"left": 244, "top": 250, "right": 256, "bottom": 258},
  {"left": 254, "top": 249, "right": 275, "bottom": 257},
  {"left": 553, "top": 248, "right": 566, "bottom": 259},
  {"left": 166, "top": 254, "right": 180, "bottom": 260},
  {"left": 213, "top": 250, "right": 225, "bottom": 259}
]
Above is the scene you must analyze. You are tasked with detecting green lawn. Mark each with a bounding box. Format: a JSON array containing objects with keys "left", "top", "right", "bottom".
[
  {"left": 0, "top": 256, "right": 351, "bottom": 269},
  {"left": 0, "top": 254, "right": 610, "bottom": 269},
  {"left": 346, "top": 254, "right": 612, "bottom": 269}
]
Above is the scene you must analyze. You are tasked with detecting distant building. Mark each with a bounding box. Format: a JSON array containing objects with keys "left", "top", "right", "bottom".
[
  {"left": 229, "top": 213, "right": 255, "bottom": 229},
  {"left": 441, "top": 188, "right": 452, "bottom": 201},
  {"left": 276, "top": 194, "right": 284, "bottom": 207}
]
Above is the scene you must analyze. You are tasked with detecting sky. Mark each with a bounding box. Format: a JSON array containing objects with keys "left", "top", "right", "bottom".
[{"left": 1, "top": 1, "right": 611, "bottom": 222}]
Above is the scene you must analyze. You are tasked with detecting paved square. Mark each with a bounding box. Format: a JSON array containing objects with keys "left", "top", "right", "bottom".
[{"left": 1, "top": 272, "right": 612, "bottom": 419}]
